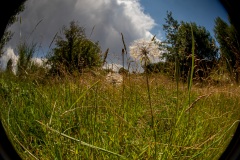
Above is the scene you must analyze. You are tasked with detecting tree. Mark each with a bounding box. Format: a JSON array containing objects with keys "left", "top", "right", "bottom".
[
  {"left": 17, "top": 42, "right": 36, "bottom": 77},
  {"left": 118, "top": 67, "right": 128, "bottom": 75},
  {"left": 145, "top": 61, "right": 168, "bottom": 74},
  {"left": 214, "top": 17, "right": 240, "bottom": 83},
  {"left": 160, "top": 11, "right": 218, "bottom": 81},
  {"left": 162, "top": 11, "right": 180, "bottom": 62},
  {"left": 6, "top": 58, "right": 13, "bottom": 74},
  {"left": 176, "top": 22, "right": 218, "bottom": 81},
  {"left": 47, "top": 21, "right": 102, "bottom": 76}
]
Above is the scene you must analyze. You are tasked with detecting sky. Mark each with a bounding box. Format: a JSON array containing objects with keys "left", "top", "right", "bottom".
[
  {"left": 0, "top": 0, "right": 229, "bottom": 72},
  {"left": 140, "top": 0, "right": 229, "bottom": 40}
]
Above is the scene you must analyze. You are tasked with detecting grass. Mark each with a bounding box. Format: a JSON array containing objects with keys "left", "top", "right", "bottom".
[{"left": 0, "top": 71, "right": 240, "bottom": 160}]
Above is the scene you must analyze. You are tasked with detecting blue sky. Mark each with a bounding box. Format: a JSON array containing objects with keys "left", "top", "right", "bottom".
[{"left": 139, "top": 0, "right": 229, "bottom": 40}]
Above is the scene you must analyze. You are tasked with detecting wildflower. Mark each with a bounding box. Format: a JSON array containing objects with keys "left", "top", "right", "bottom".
[
  {"left": 106, "top": 72, "right": 123, "bottom": 86},
  {"left": 129, "top": 38, "right": 161, "bottom": 65}
]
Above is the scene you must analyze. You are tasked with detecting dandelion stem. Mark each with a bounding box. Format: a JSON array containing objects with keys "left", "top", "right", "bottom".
[{"left": 145, "top": 61, "right": 157, "bottom": 159}]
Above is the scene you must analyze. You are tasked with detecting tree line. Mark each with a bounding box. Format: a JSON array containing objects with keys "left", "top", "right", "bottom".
[
  {"left": 0, "top": 11, "right": 239, "bottom": 84},
  {"left": 2, "top": 21, "right": 104, "bottom": 78},
  {"left": 146, "top": 11, "right": 240, "bottom": 84}
]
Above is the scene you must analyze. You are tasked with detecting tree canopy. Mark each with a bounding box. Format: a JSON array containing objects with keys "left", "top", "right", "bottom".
[
  {"left": 159, "top": 11, "right": 219, "bottom": 81},
  {"left": 17, "top": 42, "right": 36, "bottom": 77},
  {"left": 47, "top": 21, "right": 102, "bottom": 76},
  {"left": 214, "top": 17, "right": 240, "bottom": 83}
]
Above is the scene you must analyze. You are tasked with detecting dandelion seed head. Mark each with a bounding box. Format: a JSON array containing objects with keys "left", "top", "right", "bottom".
[
  {"left": 106, "top": 72, "right": 123, "bottom": 86},
  {"left": 129, "top": 38, "right": 161, "bottom": 64}
]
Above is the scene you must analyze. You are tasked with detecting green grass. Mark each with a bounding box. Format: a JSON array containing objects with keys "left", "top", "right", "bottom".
[{"left": 0, "top": 72, "right": 240, "bottom": 160}]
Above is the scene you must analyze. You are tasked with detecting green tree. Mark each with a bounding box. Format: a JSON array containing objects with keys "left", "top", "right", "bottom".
[
  {"left": 161, "top": 11, "right": 180, "bottom": 62},
  {"left": 214, "top": 17, "right": 240, "bottom": 83},
  {"left": 17, "top": 42, "right": 36, "bottom": 77},
  {"left": 176, "top": 22, "right": 218, "bottom": 81},
  {"left": 160, "top": 11, "right": 218, "bottom": 81},
  {"left": 6, "top": 58, "right": 13, "bottom": 74},
  {"left": 47, "top": 21, "right": 102, "bottom": 76},
  {"left": 145, "top": 62, "right": 168, "bottom": 74},
  {"left": 118, "top": 67, "right": 128, "bottom": 75}
]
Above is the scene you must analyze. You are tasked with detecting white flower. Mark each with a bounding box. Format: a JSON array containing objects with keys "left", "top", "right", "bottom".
[
  {"left": 129, "top": 38, "right": 161, "bottom": 65},
  {"left": 106, "top": 72, "right": 123, "bottom": 86}
]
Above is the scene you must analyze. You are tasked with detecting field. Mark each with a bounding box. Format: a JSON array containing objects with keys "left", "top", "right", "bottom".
[{"left": 0, "top": 71, "right": 239, "bottom": 160}]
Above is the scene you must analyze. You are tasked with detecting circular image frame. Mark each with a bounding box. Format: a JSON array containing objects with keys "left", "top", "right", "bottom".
[{"left": 0, "top": 0, "right": 240, "bottom": 159}]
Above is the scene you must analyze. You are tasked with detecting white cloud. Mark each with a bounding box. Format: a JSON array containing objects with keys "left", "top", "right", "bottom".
[
  {"left": 6, "top": 0, "right": 159, "bottom": 66},
  {"left": 0, "top": 47, "right": 18, "bottom": 74},
  {"left": 103, "top": 63, "right": 123, "bottom": 72},
  {"left": 31, "top": 57, "right": 47, "bottom": 66}
]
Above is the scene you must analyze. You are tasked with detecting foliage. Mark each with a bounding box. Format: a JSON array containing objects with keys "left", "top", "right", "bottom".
[
  {"left": 214, "top": 17, "right": 240, "bottom": 83},
  {"left": 0, "top": 3, "right": 25, "bottom": 57},
  {"left": 160, "top": 11, "right": 218, "bottom": 81},
  {"left": 7, "top": 3, "right": 25, "bottom": 27},
  {"left": 6, "top": 58, "right": 13, "bottom": 74},
  {"left": 16, "top": 42, "right": 36, "bottom": 77},
  {"left": 161, "top": 11, "right": 179, "bottom": 62},
  {"left": 0, "top": 31, "right": 13, "bottom": 57},
  {"left": 145, "top": 61, "right": 169, "bottom": 74},
  {"left": 118, "top": 67, "right": 128, "bottom": 75},
  {"left": 47, "top": 21, "right": 102, "bottom": 76}
]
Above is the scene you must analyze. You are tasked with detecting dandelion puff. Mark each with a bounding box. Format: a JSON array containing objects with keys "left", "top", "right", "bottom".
[
  {"left": 106, "top": 72, "right": 123, "bottom": 86},
  {"left": 129, "top": 38, "right": 161, "bottom": 65}
]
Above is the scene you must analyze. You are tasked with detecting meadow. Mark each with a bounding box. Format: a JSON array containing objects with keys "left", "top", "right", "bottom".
[{"left": 0, "top": 70, "right": 239, "bottom": 160}]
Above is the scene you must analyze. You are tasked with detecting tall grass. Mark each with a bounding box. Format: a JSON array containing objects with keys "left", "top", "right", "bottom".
[
  {"left": 0, "top": 70, "right": 240, "bottom": 159},
  {"left": 0, "top": 27, "right": 239, "bottom": 159}
]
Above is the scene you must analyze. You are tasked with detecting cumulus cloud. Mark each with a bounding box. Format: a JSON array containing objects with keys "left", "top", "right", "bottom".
[
  {"left": 6, "top": 0, "right": 158, "bottom": 66},
  {"left": 103, "top": 63, "right": 123, "bottom": 72},
  {"left": 0, "top": 48, "right": 18, "bottom": 74}
]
